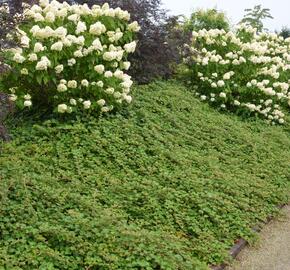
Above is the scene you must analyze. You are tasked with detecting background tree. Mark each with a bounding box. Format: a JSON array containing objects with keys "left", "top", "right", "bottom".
[
  {"left": 278, "top": 26, "right": 290, "bottom": 39},
  {"left": 184, "top": 8, "right": 230, "bottom": 32},
  {"left": 240, "top": 5, "right": 273, "bottom": 32}
]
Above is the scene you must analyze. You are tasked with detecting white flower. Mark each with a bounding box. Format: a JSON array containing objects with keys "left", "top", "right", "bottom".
[
  {"left": 21, "top": 68, "right": 28, "bottom": 75},
  {"left": 58, "top": 104, "right": 68, "bottom": 113},
  {"left": 128, "top": 21, "right": 140, "bottom": 32},
  {"left": 13, "top": 53, "right": 25, "bottom": 63},
  {"left": 55, "top": 64, "right": 64, "bottom": 74},
  {"left": 76, "top": 21, "right": 87, "bottom": 34},
  {"left": 60, "top": 79, "right": 67, "bottom": 85},
  {"left": 217, "top": 80, "right": 225, "bottom": 87},
  {"left": 36, "top": 56, "right": 51, "bottom": 71},
  {"left": 219, "top": 92, "right": 227, "bottom": 98},
  {"left": 124, "top": 41, "right": 137, "bottom": 53},
  {"left": 74, "top": 50, "right": 83, "bottom": 58},
  {"left": 34, "top": 42, "right": 45, "bottom": 53},
  {"left": 67, "top": 80, "right": 77, "bottom": 88},
  {"left": 24, "top": 94, "right": 31, "bottom": 100},
  {"left": 45, "top": 11, "right": 55, "bottom": 23},
  {"left": 101, "top": 106, "right": 110, "bottom": 112},
  {"left": 97, "top": 99, "right": 106, "bottom": 106},
  {"left": 92, "top": 38, "right": 103, "bottom": 51},
  {"left": 57, "top": 84, "right": 68, "bottom": 92},
  {"left": 278, "top": 118, "right": 285, "bottom": 124},
  {"left": 104, "top": 71, "right": 113, "bottom": 78},
  {"left": 34, "top": 13, "right": 44, "bottom": 22},
  {"left": 70, "top": 99, "right": 77, "bottom": 106},
  {"left": 39, "top": 0, "right": 49, "bottom": 7},
  {"left": 220, "top": 104, "right": 226, "bottom": 109},
  {"left": 68, "top": 58, "right": 76, "bottom": 66},
  {"left": 123, "top": 61, "right": 131, "bottom": 70},
  {"left": 24, "top": 100, "right": 32, "bottom": 107},
  {"left": 51, "top": 41, "right": 63, "bottom": 51},
  {"left": 124, "top": 95, "right": 132, "bottom": 103},
  {"left": 55, "top": 27, "right": 67, "bottom": 38},
  {"left": 68, "top": 14, "right": 79, "bottom": 23},
  {"left": 234, "top": 100, "right": 240, "bottom": 106},
  {"left": 105, "top": 87, "right": 114, "bottom": 94},
  {"left": 200, "top": 95, "right": 207, "bottom": 101},
  {"left": 94, "top": 64, "right": 105, "bottom": 74},
  {"left": 83, "top": 100, "right": 91, "bottom": 109},
  {"left": 28, "top": 53, "right": 38, "bottom": 61},
  {"left": 21, "top": 36, "right": 30, "bottom": 47},
  {"left": 89, "top": 22, "right": 106, "bottom": 35},
  {"left": 81, "top": 79, "right": 89, "bottom": 87},
  {"left": 97, "top": 81, "right": 104, "bottom": 88}
]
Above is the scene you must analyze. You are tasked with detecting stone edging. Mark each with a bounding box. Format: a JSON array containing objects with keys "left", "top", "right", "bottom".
[{"left": 210, "top": 204, "right": 286, "bottom": 270}]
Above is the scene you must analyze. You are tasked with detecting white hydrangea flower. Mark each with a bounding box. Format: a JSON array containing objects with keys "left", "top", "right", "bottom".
[
  {"left": 21, "top": 36, "right": 30, "bottom": 48},
  {"left": 89, "top": 22, "right": 106, "bottom": 35},
  {"left": 68, "top": 58, "right": 76, "bottom": 66},
  {"left": 83, "top": 100, "right": 91, "bottom": 109},
  {"left": 24, "top": 100, "right": 32, "bottom": 107},
  {"left": 67, "top": 80, "right": 77, "bottom": 88},
  {"left": 81, "top": 79, "right": 89, "bottom": 87},
  {"left": 55, "top": 64, "right": 64, "bottom": 74},
  {"left": 34, "top": 42, "right": 45, "bottom": 53},
  {"left": 70, "top": 99, "right": 77, "bottom": 106},
  {"left": 128, "top": 21, "right": 140, "bottom": 32},
  {"left": 21, "top": 68, "right": 28, "bottom": 75},
  {"left": 51, "top": 41, "right": 63, "bottom": 51},
  {"left": 58, "top": 104, "right": 68, "bottom": 113},
  {"left": 76, "top": 21, "right": 87, "bottom": 34},
  {"left": 13, "top": 53, "right": 25, "bottom": 63},
  {"left": 28, "top": 53, "right": 38, "bottom": 61},
  {"left": 97, "top": 99, "right": 106, "bottom": 106},
  {"left": 57, "top": 84, "right": 68, "bottom": 92},
  {"left": 124, "top": 41, "right": 137, "bottom": 53},
  {"left": 94, "top": 64, "right": 105, "bottom": 74}
]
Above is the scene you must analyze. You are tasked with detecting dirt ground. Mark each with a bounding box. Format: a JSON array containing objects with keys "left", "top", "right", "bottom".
[{"left": 227, "top": 205, "right": 290, "bottom": 270}]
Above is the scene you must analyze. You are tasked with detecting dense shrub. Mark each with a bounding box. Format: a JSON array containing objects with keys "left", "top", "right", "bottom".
[
  {"left": 0, "top": 0, "right": 139, "bottom": 115},
  {"left": 184, "top": 8, "right": 230, "bottom": 33},
  {"left": 183, "top": 24, "right": 290, "bottom": 124},
  {"left": 73, "top": 0, "right": 185, "bottom": 83}
]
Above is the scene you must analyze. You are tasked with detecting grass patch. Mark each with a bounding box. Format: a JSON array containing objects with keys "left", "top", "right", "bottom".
[{"left": 1, "top": 81, "right": 290, "bottom": 269}]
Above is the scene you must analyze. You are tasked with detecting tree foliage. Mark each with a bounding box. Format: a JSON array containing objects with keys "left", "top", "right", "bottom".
[
  {"left": 184, "top": 8, "right": 230, "bottom": 32},
  {"left": 240, "top": 5, "right": 273, "bottom": 32},
  {"left": 279, "top": 26, "right": 290, "bottom": 39}
]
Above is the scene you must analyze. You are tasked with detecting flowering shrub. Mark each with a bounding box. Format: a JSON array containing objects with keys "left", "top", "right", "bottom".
[
  {"left": 184, "top": 24, "right": 290, "bottom": 124},
  {"left": 0, "top": 0, "right": 139, "bottom": 114}
]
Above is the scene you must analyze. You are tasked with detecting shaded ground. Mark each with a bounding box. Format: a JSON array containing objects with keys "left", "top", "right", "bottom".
[{"left": 228, "top": 205, "right": 290, "bottom": 270}]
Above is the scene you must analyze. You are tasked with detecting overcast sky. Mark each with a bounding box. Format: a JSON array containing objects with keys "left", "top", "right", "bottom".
[{"left": 161, "top": 0, "right": 290, "bottom": 32}]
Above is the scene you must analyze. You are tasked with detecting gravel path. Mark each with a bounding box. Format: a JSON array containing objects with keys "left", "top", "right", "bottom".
[{"left": 227, "top": 205, "right": 290, "bottom": 270}]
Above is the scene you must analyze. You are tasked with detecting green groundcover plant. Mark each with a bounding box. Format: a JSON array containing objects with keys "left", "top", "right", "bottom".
[
  {"left": 1, "top": 81, "right": 290, "bottom": 269},
  {"left": 0, "top": 0, "right": 139, "bottom": 115},
  {"left": 183, "top": 24, "right": 290, "bottom": 124}
]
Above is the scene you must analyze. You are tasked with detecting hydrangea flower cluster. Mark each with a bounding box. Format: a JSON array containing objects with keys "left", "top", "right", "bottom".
[
  {"left": 1, "top": 0, "right": 140, "bottom": 114},
  {"left": 184, "top": 24, "right": 290, "bottom": 124}
]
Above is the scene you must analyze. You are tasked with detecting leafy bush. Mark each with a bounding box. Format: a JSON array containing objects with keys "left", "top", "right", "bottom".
[
  {"left": 184, "top": 8, "right": 230, "bottom": 33},
  {"left": 74, "top": 0, "right": 184, "bottom": 84},
  {"left": 183, "top": 24, "right": 290, "bottom": 124},
  {"left": 0, "top": 0, "right": 139, "bottom": 115}
]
